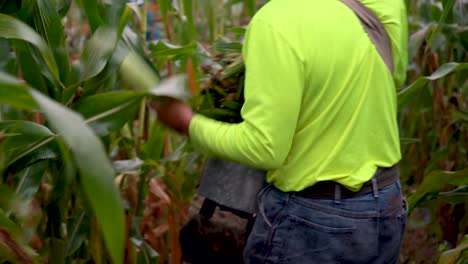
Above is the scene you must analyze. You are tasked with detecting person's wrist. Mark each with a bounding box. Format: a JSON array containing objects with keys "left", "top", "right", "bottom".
[{"left": 180, "top": 111, "right": 194, "bottom": 136}]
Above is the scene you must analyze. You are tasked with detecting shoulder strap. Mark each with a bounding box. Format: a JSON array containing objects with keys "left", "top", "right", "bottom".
[{"left": 340, "top": 0, "right": 394, "bottom": 73}]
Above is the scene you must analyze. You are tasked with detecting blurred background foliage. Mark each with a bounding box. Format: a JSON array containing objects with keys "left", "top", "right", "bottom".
[{"left": 0, "top": 0, "right": 466, "bottom": 263}]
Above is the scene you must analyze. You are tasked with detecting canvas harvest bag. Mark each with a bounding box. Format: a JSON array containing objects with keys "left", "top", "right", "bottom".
[{"left": 180, "top": 1, "right": 395, "bottom": 262}]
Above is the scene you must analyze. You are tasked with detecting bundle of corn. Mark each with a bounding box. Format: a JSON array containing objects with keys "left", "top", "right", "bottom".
[{"left": 192, "top": 42, "right": 245, "bottom": 123}]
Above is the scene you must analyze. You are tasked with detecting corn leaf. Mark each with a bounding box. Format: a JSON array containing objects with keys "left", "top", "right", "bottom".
[
  {"left": 65, "top": 212, "right": 88, "bottom": 257},
  {"left": 33, "top": 0, "right": 67, "bottom": 53},
  {"left": 15, "top": 42, "right": 48, "bottom": 94},
  {"left": 398, "top": 62, "right": 468, "bottom": 109},
  {"left": 0, "top": 14, "right": 60, "bottom": 82},
  {"left": 73, "top": 27, "right": 118, "bottom": 83},
  {"left": 0, "top": 72, "right": 38, "bottom": 109},
  {"left": 212, "top": 41, "right": 243, "bottom": 53},
  {"left": 0, "top": 209, "right": 18, "bottom": 235},
  {"left": 0, "top": 39, "right": 17, "bottom": 75},
  {"left": 75, "top": 91, "right": 145, "bottom": 136},
  {"left": 149, "top": 41, "right": 198, "bottom": 60},
  {"left": 0, "top": 120, "right": 54, "bottom": 168},
  {"left": 34, "top": 0, "right": 71, "bottom": 82},
  {"left": 15, "top": 160, "right": 48, "bottom": 201},
  {"left": 407, "top": 168, "right": 468, "bottom": 212},
  {"left": 29, "top": 90, "right": 124, "bottom": 264},
  {"left": 425, "top": 0, "right": 456, "bottom": 52},
  {"left": 119, "top": 46, "right": 160, "bottom": 91},
  {"left": 438, "top": 186, "right": 468, "bottom": 204},
  {"left": 244, "top": 0, "right": 256, "bottom": 17},
  {"left": 103, "top": 0, "right": 127, "bottom": 28},
  {"left": 141, "top": 121, "right": 166, "bottom": 160},
  {"left": 56, "top": 0, "right": 72, "bottom": 17},
  {"left": 438, "top": 235, "right": 468, "bottom": 264},
  {"left": 0, "top": 0, "right": 21, "bottom": 14},
  {"left": 183, "top": 0, "right": 196, "bottom": 39},
  {"left": 81, "top": 0, "right": 104, "bottom": 31}
]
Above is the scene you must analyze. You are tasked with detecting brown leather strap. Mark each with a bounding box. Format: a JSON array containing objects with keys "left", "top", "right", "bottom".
[
  {"left": 340, "top": 0, "right": 394, "bottom": 73},
  {"left": 295, "top": 165, "right": 400, "bottom": 199}
]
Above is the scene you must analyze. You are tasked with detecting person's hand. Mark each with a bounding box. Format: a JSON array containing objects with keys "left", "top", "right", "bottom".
[{"left": 154, "top": 98, "right": 194, "bottom": 136}]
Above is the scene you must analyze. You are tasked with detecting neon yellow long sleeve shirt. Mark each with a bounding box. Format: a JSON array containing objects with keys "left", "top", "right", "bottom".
[{"left": 189, "top": 0, "right": 408, "bottom": 192}]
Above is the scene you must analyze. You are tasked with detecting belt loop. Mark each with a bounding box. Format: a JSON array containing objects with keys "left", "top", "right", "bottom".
[
  {"left": 334, "top": 184, "right": 341, "bottom": 204},
  {"left": 371, "top": 178, "right": 379, "bottom": 198}
]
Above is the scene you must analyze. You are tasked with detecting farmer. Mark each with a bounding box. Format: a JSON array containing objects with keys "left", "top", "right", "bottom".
[{"left": 156, "top": 0, "right": 408, "bottom": 262}]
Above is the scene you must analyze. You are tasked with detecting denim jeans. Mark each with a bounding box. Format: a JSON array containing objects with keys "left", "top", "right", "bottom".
[{"left": 243, "top": 181, "right": 407, "bottom": 264}]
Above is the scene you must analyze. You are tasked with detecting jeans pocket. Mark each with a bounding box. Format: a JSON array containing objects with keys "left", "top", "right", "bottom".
[
  {"left": 287, "top": 214, "right": 356, "bottom": 234},
  {"left": 271, "top": 215, "right": 330, "bottom": 263},
  {"left": 269, "top": 212, "right": 356, "bottom": 263}
]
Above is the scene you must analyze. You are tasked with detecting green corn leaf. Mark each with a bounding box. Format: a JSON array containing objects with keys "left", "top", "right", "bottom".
[
  {"left": 0, "top": 209, "right": 19, "bottom": 235},
  {"left": 119, "top": 46, "right": 161, "bottom": 91},
  {"left": 425, "top": 0, "right": 456, "bottom": 52},
  {"left": 159, "top": 0, "right": 171, "bottom": 27},
  {"left": 65, "top": 212, "right": 88, "bottom": 257},
  {"left": 0, "top": 120, "right": 54, "bottom": 139},
  {"left": 0, "top": 72, "right": 38, "bottom": 109},
  {"left": 15, "top": 42, "right": 49, "bottom": 94},
  {"left": 128, "top": 216, "right": 160, "bottom": 263},
  {"left": 407, "top": 168, "right": 468, "bottom": 213},
  {"left": 0, "top": 39, "right": 17, "bottom": 75},
  {"left": 8, "top": 144, "right": 57, "bottom": 173},
  {"left": 15, "top": 160, "right": 48, "bottom": 201},
  {"left": 29, "top": 90, "right": 124, "bottom": 264},
  {"left": 56, "top": 0, "right": 72, "bottom": 17},
  {"left": 103, "top": 0, "right": 127, "bottom": 28},
  {"left": 73, "top": 27, "right": 119, "bottom": 83},
  {"left": 75, "top": 91, "right": 145, "bottom": 136},
  {"left": 34, "top": 0, "right": 71, "bottom": 83},
  {"left": 0, "top": 14, "right": 60, "bottom": 82},
  {"left": 183, "top": 0, "right": 196, "bottom": 39},
  {"left": 81, "top": 0, "right": 104, "bottom": 31},
  {"left": 34, "top": 0, "right": 67, "bottom": 49},
  {"left": 398, "top": 62, "right": 468, "bottom": 109},
  {"left": 0, "top": 0, "right": 22, "bottom": 14},
  {"left": 244, "top": 0, "right": 256, "bottom": 17},
  {"left": 451, "top": 110, "right": 468, "bottom": 123},
  {"left": 0, "top": 120, "right": 54, "bottom": 167},
  {"left": 438, "top": 235, "right": 468, "bottom": 264},
  {"left": 212, "top": 41, "right": 243, "bottom": 53},
  {"left": 438, "top": 186, "right": 468, "bottom": 204},
  {"left": 149, "top": 41, "right": 198, "bottom": 61},
  {"left": 142, "top": 121, "right": 166, "bottom": 160},
  {"left": 221, "top": 101, "right": 242, "bottom": 111},
  {"left": 118, "top": 5, "right": 133, "bottom": 36},
  {"left": 4, "top": 136, "right": 56, "bottom": 170},
  {"left": 0, "top": 120, "right": 54, "bottom": 170}
]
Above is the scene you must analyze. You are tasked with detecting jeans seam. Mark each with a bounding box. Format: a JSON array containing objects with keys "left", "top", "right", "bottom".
[{"left": 260, "top": 193, "right": 289, "bottom": 264}]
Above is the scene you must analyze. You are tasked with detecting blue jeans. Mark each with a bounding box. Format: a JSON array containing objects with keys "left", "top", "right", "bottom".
[{"left": 243, "top": 181, "right": 407, "bottom": 263}]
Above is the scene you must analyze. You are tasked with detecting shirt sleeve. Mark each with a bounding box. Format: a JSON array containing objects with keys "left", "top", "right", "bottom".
[
  {"left": 392, "top": 2, "right": 408, "bottom": 89},
  {"left": 189, "top": 18, "right": 304, "bottom": 170}
]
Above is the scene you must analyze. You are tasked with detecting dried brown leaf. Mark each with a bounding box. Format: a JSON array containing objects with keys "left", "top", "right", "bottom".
[{"left": 149, "top": 178, "right": 171, "bottom": 204}]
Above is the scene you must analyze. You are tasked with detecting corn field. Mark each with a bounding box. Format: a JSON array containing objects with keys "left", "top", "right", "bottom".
[{"left": 0, "top": 0, "right": 466, "bottom": 263}]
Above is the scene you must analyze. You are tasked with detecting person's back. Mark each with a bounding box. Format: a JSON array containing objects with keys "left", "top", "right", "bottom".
[
  {"left": 239, "top": 0, "right": 408, "bottom": 192},
  {"left": 155, "top": 0, "right": 409, "bottom": 262}
]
